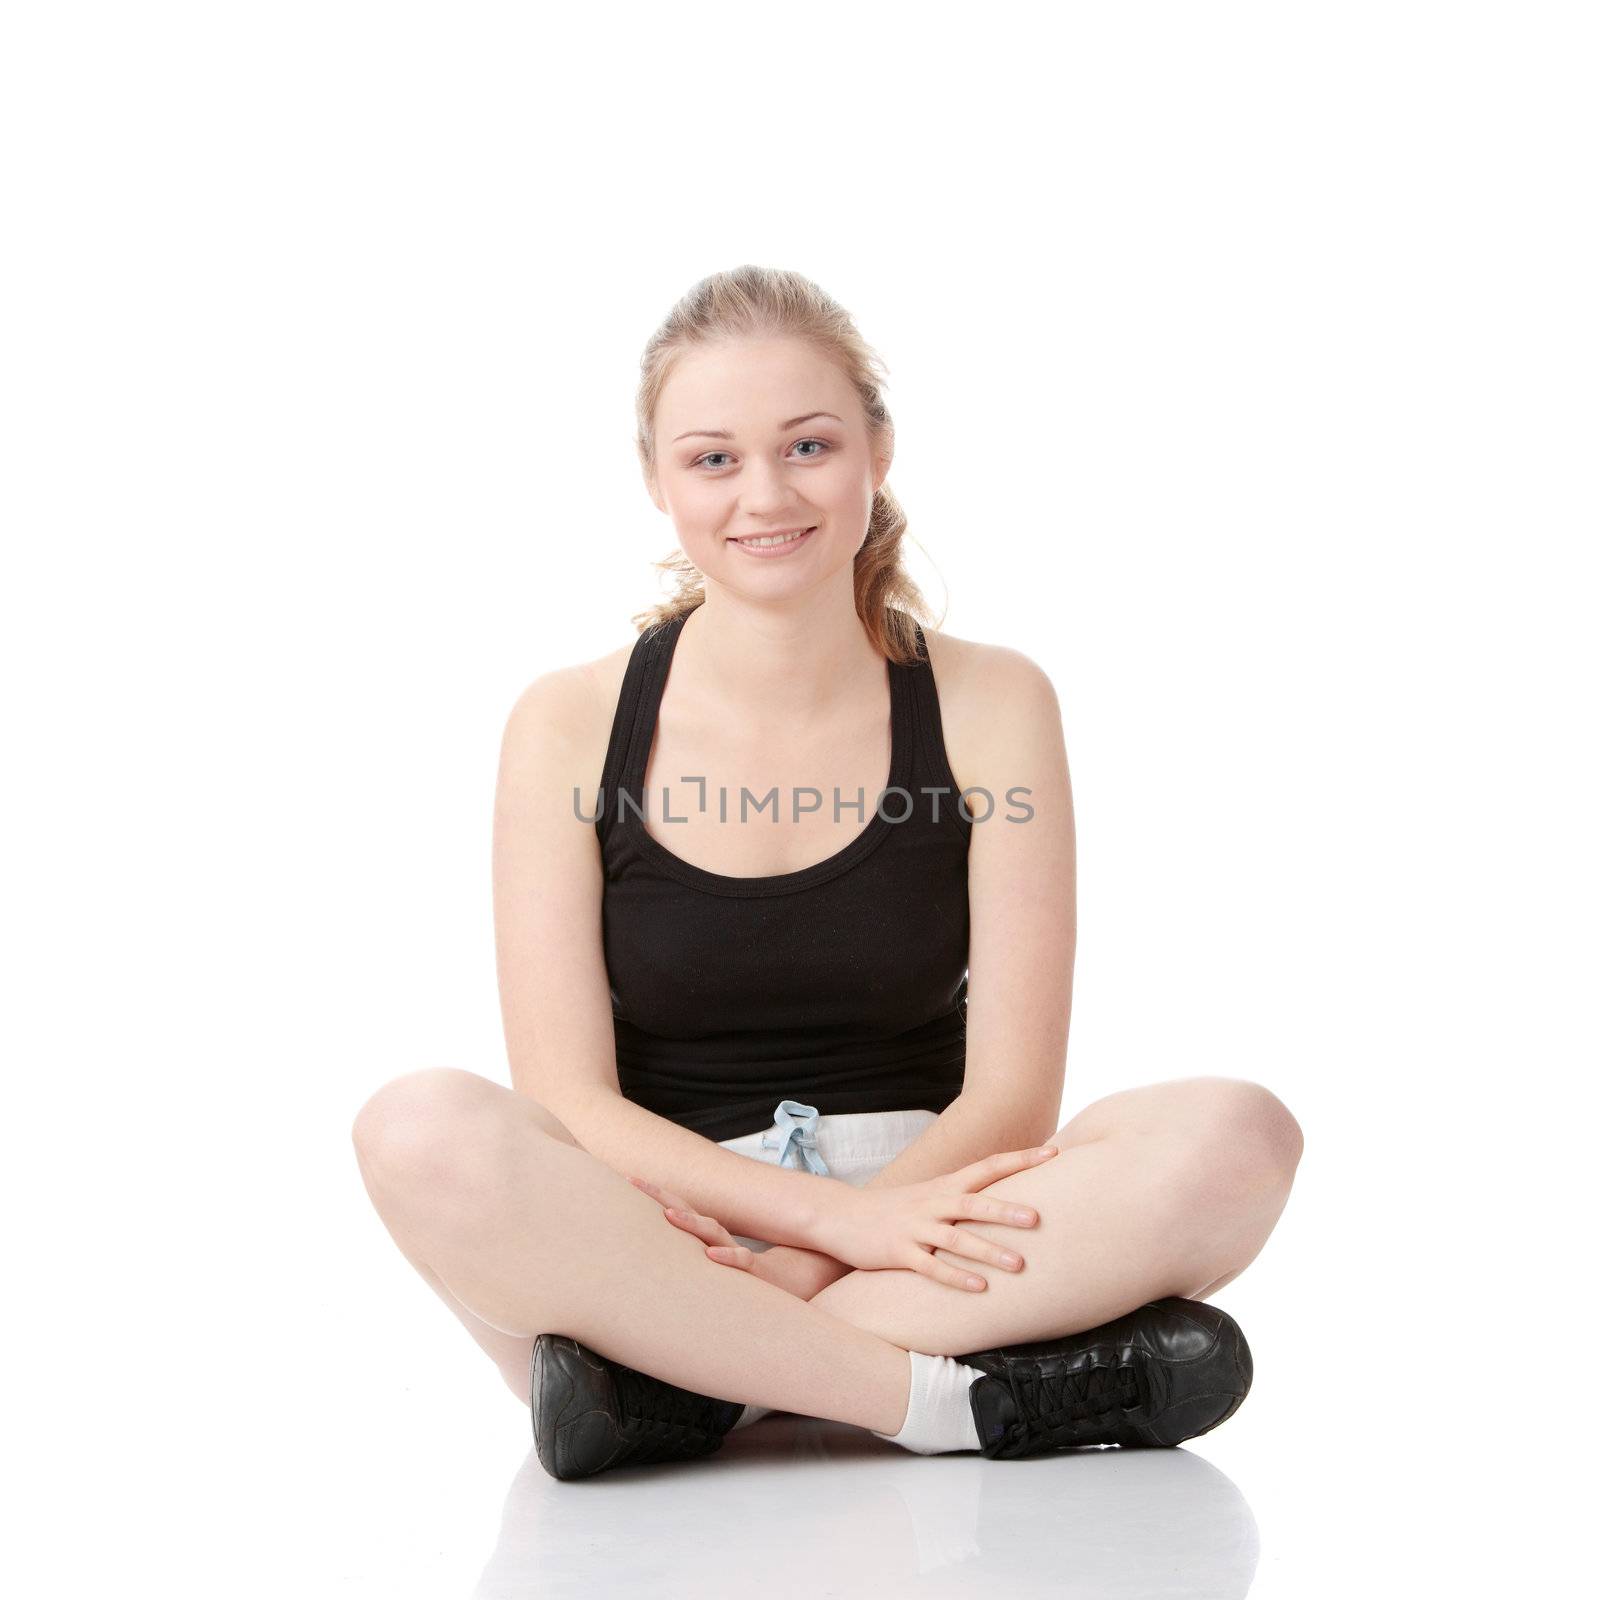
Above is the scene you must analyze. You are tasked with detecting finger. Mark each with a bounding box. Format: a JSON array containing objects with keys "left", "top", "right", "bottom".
[
  {"left": 666, "top": 1206, "right": 740, "bottom": 1248},
  {"left": 914, "top": 1251, "right": 988, "bottom": 1292},
  {"left": 665, "top": 1207, "right": 714, "bottom": 1241},
  {"left": 938, "top": 1224, "right": 1025, "bottom": 1271},
  {"left": 961, "top": 1145, "right": 1059, "bottom": 1189},
  {"left": 953, "top": 1192, "right": 1040, "bottom": 1228},
  {"left": 707, "top": 1244, "right": 754, "bottom": 1269},
  {"left": 631, "top": 1176, "right": 692, "bottom": 1213}
]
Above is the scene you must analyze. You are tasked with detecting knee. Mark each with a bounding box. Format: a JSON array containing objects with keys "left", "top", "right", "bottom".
[
  {"left": 1176, "top": 1077, "right": 1304, "bottom": 1206},
  {"left": 350, "top": 1067, "right": 503, "bottom": 1192}
]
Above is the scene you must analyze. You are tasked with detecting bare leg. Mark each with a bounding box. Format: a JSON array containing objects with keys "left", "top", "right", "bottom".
[
  {"left": 352, "top": 1069, "right": 913, "bottom": 1433},
  {"left": 355, "top": 1090, "right": 593, "bottom": 1404},
  {"left": 808, "top": 1076, "right": 1303, "bottom": 1357}
]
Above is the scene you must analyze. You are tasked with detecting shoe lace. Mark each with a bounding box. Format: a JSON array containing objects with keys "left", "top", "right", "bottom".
[
  {"left": 1014, "top": 1354, "right": 1151, "bottom": 1440},
  {"left": 613, "top": 1363, "right": 728, "bottom": 1460}
]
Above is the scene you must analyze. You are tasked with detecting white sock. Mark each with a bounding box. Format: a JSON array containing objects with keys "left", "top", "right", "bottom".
[
  {"left": 870, "top": 1349, "right": 985, "bottom": 1455},
  {"left": 731, "top": 1402, "right": 772, "bottom": 1430}
]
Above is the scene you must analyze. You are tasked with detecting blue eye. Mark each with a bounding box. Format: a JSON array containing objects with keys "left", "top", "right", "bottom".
[{"left": 691, "top": 439, "right": 832, "bottom": 470}]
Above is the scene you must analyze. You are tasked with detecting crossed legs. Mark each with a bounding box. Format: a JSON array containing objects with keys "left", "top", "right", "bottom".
[{"left": 351, "top": 1072, "right": 1302, "bottom": 1427}]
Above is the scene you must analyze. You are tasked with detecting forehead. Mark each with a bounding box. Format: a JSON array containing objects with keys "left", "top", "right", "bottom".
[{"left": 658, "top": 337, "right": 855, "bottom": 430}]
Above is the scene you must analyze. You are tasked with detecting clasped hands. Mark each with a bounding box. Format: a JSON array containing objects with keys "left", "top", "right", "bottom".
[{"left": 627, "top": 1142, "right": 1059, "bottom": 1294}]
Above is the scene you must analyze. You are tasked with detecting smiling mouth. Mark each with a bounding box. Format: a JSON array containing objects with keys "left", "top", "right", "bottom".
[{"left": 730, "top": 527, "right": 815, "bottom": 548}]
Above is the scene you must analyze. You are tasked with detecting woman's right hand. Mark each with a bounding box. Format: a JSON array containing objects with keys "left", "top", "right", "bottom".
[{"left": 806, "top": 1144, "right": 1060, "bottom": 1290}]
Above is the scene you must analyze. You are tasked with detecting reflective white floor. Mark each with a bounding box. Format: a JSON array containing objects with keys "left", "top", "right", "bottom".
[
  {"left": 281, "top": 1265, "right": 1576, "bottom": 1599},
  {"left": 476, "top": 1417, "right": 1261, "bottom": 1598}
]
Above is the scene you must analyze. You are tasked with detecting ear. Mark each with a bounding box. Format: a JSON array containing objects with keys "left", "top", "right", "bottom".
[{"left": 872, "top": 444, "right": 893, "bottom": 496}]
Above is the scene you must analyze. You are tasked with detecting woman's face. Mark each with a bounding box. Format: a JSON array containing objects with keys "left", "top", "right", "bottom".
[{"left": 648, "top": 337, "right": 890, "bottom": 598}]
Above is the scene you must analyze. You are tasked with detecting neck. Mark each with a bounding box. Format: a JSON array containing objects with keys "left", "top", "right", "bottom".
[{"left": 677, "top": 582, "right": 885, "bottom": 727}]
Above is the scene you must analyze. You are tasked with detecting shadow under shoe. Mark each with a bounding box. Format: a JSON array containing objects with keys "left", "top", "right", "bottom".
[
  {"left": 530, "top": 1334, "right": 745, "bottom": 1482},
  {"left": 961, "top": 1296, "right": 1253, "bottom": 1460}
]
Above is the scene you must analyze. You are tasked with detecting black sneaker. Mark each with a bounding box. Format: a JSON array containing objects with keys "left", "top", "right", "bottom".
[
  {"left": 530, "top": 1333, "right": 745, "bottom": 1481},
  {"left": 961, "top": 1297, "right": 1252, "bottom": 1458}
]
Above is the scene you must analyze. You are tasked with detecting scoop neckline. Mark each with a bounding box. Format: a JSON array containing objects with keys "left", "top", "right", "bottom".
[{"left": 620, "top": 607, "right": 916, "bottom": 899}]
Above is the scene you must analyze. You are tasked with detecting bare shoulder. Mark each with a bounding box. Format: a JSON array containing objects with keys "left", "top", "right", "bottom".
[
  {"left": 497, "top": 636, "right": 636, "bottom": 801},
  {"left": 918, "top": 625, "right": 1064, "bottom": 794}
]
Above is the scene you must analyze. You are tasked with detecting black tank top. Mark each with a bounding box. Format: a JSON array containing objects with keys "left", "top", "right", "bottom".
[{"left": 596, "top": 604, "right": 971, "bottom": 1142}]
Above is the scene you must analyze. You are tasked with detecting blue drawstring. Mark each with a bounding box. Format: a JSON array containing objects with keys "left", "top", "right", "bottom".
[{"left": 760, "top": 1099, "right": 831, "bottom": 1176}]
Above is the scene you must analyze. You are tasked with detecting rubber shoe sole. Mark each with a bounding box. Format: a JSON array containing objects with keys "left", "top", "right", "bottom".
[
  {"left": 962, "top": 1297, "right": 1253, "bottom": 1459},
  {"left": 530, "top": 1334, "right": 745, "bottom": 1481}
]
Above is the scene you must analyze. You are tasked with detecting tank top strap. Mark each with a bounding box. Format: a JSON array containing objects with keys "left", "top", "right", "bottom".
[
  {"left": 597, "top": 611, "right": 689, "bottom": 850},
  {"left": 902, "top": 620, "right": 971, "bottom": 833}
]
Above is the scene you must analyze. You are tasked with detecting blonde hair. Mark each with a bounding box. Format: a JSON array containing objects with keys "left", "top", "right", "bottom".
[{"left": 631, "top": 264, "right": 940, "bottom": 666}]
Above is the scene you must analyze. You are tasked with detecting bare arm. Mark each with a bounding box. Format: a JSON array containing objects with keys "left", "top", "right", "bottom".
[
  {"left": 491, "top": 666, "right": 835, "bottom": 1247},
  {"left": 940, "top": 644, "right": 1075, "bottom": 1143},
  {"left": 551, "top": 1088, "right": 838, "bottom": 1248}
]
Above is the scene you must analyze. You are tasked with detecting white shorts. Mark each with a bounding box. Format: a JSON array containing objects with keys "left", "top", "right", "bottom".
[{"left": 715, "top": 1098, "right": 939, "bottom": 1252}]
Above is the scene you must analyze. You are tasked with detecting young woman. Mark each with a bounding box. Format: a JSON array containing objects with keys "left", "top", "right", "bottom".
[{"left": 351, "top": 265, "right": 1304, "bottom": 1481}]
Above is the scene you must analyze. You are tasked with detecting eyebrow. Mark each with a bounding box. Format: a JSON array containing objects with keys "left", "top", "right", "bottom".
[{"left": 671, "top": 411, "right": 844, "bottom": 444}]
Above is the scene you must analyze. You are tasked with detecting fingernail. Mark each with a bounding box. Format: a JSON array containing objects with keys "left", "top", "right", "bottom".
[
  {"left": 1000, "top": 1253, "right": 1021, "bottom": 1268},
  {"left": 1011, "top": 1209, "right": 1036, "bottom": 1225},
  {"left": 966, "top": 1276, "right": 986, "bottom": 1291}
]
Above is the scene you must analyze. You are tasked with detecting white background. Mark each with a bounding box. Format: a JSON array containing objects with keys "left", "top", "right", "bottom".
[{"left": 4, "top": 3, "right": 1595, "bottom": 1595}]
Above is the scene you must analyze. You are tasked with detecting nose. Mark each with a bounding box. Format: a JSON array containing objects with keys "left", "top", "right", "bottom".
[{"left": 736, "top": 455, "right": 805, "bottom": 518}]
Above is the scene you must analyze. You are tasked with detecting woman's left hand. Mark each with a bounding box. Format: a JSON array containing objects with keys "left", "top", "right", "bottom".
[{"left": 627, "top": 1176, "right": 756, "bottom": 1272}]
